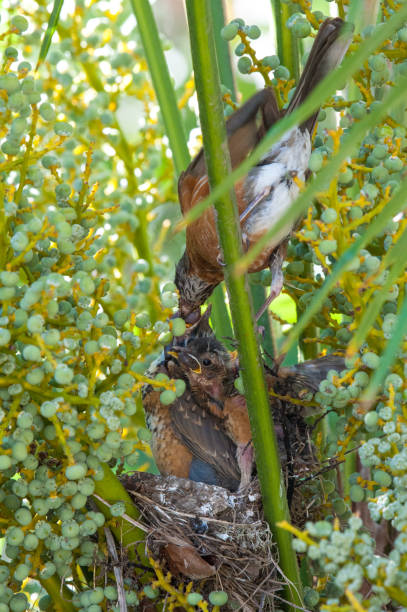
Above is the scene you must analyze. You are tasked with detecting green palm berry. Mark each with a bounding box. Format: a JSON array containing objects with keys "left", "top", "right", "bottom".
[
  {"left": 8, "top": 92, "right": 27, "bottom": 111},
  {"left": 349, "top": 484, "right": 365, "bottom": 502},
  {"left": 110, "top": 501, "right": 125, "bottom": 517},
  {"left": 174, "top": 379, "right": 186, "bottom": 397},
  {"left": 274, "top": 65, "right": 290, "bottom": 79},
  {"left": 292, "top": 20, "right": 311, "bottom": 38},
  {"left": 144, "top": 586, "right": 159, "bottom": 600},
  {"left": 209, "top": 591, "right": 228, "bottom": 606},
  {"left": 158, "top": 331, "right": 173, "bottom": 344},
  {"left": 65, "top": 464, "right": 87, "bottom": 480},
  {"left": 54, "top": 121, "right": 73, "bottom": 136},
  {"left": 237, "top": 56, "right": 252, "bottom": 74},
  {"left": 0, "top": 329, "right": 11, "bottom": 346},
  {"left": 248, "top": 25, "right": 261, "bottom": 39},
  {"left": 373, "top": 470, "right": 392, "bottom": 487},
  {"left": 135, "top": 312, "right": 151, "bottom": 328},
  {"left": 172, "top": 317, "right": 186, "bottom": 336},
  {"left": 350, "top": 102, "right": 366, "bottom": 119},
  {"left": 384, "top": 156, "right": 403, "bottom": 172},
  {"left": 39, "top": 103, "right": 55, "bottom": 121},
  {"left": 12, "top": 442, "right": 27, "bottom": 461},
  {"left": 234, "top": 42, "right": 245, "bottom": 56},
  {"left": 54, "top": 364, "right": 74, "bottom": 385},
  {"left": 160, "top": 389, "right": 176, "bottom": 405},
  {"left": 15, "top": 507, "right": 32, "bottom": 526},
  {"left": 319, "top": 240, "right": 337, "bottom": 255},
  {"left": 23, "top": 533, "right": 38, "bottom": 551},
  {"left": 11, "top": 15, "right": 29, "bottom": 32},
  {"left": 368, "top": 53, "right": 387, "bottom": 72},
  {"left": 134, "top": 258, "right": 150, "bottom": 273},
  {"left": 309, "top": 151, "right": 323, "bottom": 172},
  {"left": 23, "top": 345, "right": 41, "bottom": 362},
  {"left": 372, "top": 143, "right": 387, "bottom": 159},
  {"left": 304, "top": 588, "right": 319, "bottom": 607},
  {"left": 321, "top": 208, "right": 337, "bottom": 223},
  {"left": 11, "top": 231, "right": 29, "bottom": 251},
  {"left": 9, "top": 593, "right": 28, "bottom": 612},
  {"left": 263, "top": 55, "right": 279, "bottom": 69},
  {"left": 371, "top": 166, "right": 388, "bottom": 183},
  {"left": 338, "top": 168, "right": 353, "bottom": 185},
  {"left": 187, "top": 593, "right": 203, "bottom": 605},
  {"left": 6, "top": 526, "right": 24, "bottom": 545},
  {"left": 362, "top": 351, "right": 380, "bottom": 369},
  {"left": 221, "top": 22, "right": 239, "bottom": 41},
  {"left": 0, "top": 73, "right": 20, "bottom": 93}
]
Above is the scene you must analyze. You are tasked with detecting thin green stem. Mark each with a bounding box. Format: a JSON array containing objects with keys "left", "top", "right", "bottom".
[
  {"left": 130, "top": 0, "right": 190, "bottom": 176},
  {"left": 210, "top": 0, "right": 236, "bottom": 98},
  {"left": 271, "top": 1, "right": 300, "bottom": 81},
  {"left": 185, "top": 2, "right": 302, "bottom": 609}
]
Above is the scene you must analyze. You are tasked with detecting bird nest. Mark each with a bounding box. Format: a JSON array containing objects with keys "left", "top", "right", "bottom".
[{"left": 120, "top": 457, "right": 323, "bottom": 611}]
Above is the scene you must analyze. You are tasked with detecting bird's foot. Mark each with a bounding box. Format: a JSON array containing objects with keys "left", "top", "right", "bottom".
[
  {"left": 255, "top": 242, "right": 287, "bottom": 321},
  {"left": 216, "top": 251, "right": 226, "bottom": 267}
]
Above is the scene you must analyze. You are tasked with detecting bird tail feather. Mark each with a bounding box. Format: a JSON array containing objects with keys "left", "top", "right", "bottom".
[{"left": 287, "top": 18, "right": 353, "bottom": 133}]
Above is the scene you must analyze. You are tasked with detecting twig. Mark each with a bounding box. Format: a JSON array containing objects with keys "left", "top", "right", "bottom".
[{"left": 104, "top": 527, "right": 128, "bottom": 612}]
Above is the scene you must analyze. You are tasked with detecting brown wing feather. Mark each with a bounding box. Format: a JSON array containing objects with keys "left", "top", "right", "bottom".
[
  {"left": 278, "top": 355, "right": 345, "bottom": 393},
  {"left": 170, "top": 394, "right": 240, "bottom": 487}
]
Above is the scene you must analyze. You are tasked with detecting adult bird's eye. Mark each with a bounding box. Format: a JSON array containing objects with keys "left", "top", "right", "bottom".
[{"left": 202, "top": 358, "right": 211, "bottom": 366}]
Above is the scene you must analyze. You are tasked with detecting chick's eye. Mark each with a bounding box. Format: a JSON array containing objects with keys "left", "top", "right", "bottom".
[{"left": 202, "top": 358, "right": 211, "bottom": 366}]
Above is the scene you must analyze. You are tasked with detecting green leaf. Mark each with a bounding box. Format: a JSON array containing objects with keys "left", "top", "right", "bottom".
[{"left": 36, "top": 0, "right": 64, "bottom": 70}]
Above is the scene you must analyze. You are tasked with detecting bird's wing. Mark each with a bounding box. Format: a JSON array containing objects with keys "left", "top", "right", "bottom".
[
  {"left": 278, "top": 355, "right": 345, "bottom": 392},
  {"left": 178, "top": 88, "right": 281, "bottom": 216},
  {"left": 170, "top": 395, "right": 241, "bottom": 488}
]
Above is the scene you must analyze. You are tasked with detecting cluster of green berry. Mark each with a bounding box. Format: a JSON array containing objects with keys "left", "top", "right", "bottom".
[{"left": 0, "top": 5, "right": 192, "bottom": 610}]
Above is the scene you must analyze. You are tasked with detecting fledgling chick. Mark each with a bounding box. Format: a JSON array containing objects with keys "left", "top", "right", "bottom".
[{"left": 175, "top": 18, "right": 352, "bottom": 323}]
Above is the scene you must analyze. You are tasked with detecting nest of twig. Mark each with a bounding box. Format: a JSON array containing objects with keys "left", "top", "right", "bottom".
[{"left": 120, "top": 441, "right": 323, "bottom": 612}]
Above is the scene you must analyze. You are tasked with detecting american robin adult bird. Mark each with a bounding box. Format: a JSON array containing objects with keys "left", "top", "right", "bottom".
[{"left": 175, "top": 18, "right": 352, "bottom": 323}]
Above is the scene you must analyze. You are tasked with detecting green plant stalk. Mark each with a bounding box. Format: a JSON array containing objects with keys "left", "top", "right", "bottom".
[
  {"left": 210, "top": 0, "right": 236, "bottom": 97},
  {"left": 93, "top": 463, "right": 147, "bottom": 562},
  {"left": 362, "top": 294, "right": 407, "bottom": 405},
  {"left": 185, "top": 2, "right": 303, "bottom": 609},
  {"left": 179, "top": 2, "right": 407, "bottom": 231},
  {"left": 270, "top": 1, "right": 300, "bottom": 81},
  {"left": 283, "top": 169, "right": 407, "bottom": 354},
  {"left": 130, "top": 0, "right": 190, "bottom": 176},
  {"left": 40, "top": 576, "right": 76, "bottom": 612},
  {"left": 210, "top": 0, "right": 273, "bottom": 351},
  {"left": 207, "top": 0, "right": 235, "bottom": 341},
  {"left": 209, "top": 285, "right": 234, "bottom": 343}
]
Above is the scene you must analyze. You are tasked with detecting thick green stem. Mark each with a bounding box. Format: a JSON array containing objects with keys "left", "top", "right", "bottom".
[
  {"left": 130, "top": 0, "right": 190, "bottom": 176},
  {"left": 271, "top": 1, "right": 300, "bottom": 82},
  {"left": 185, "top": 2, "right": 302, "bottom": 609},
  {"left": 93, "top": 463, "right": 147, "bottom": 563}
]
